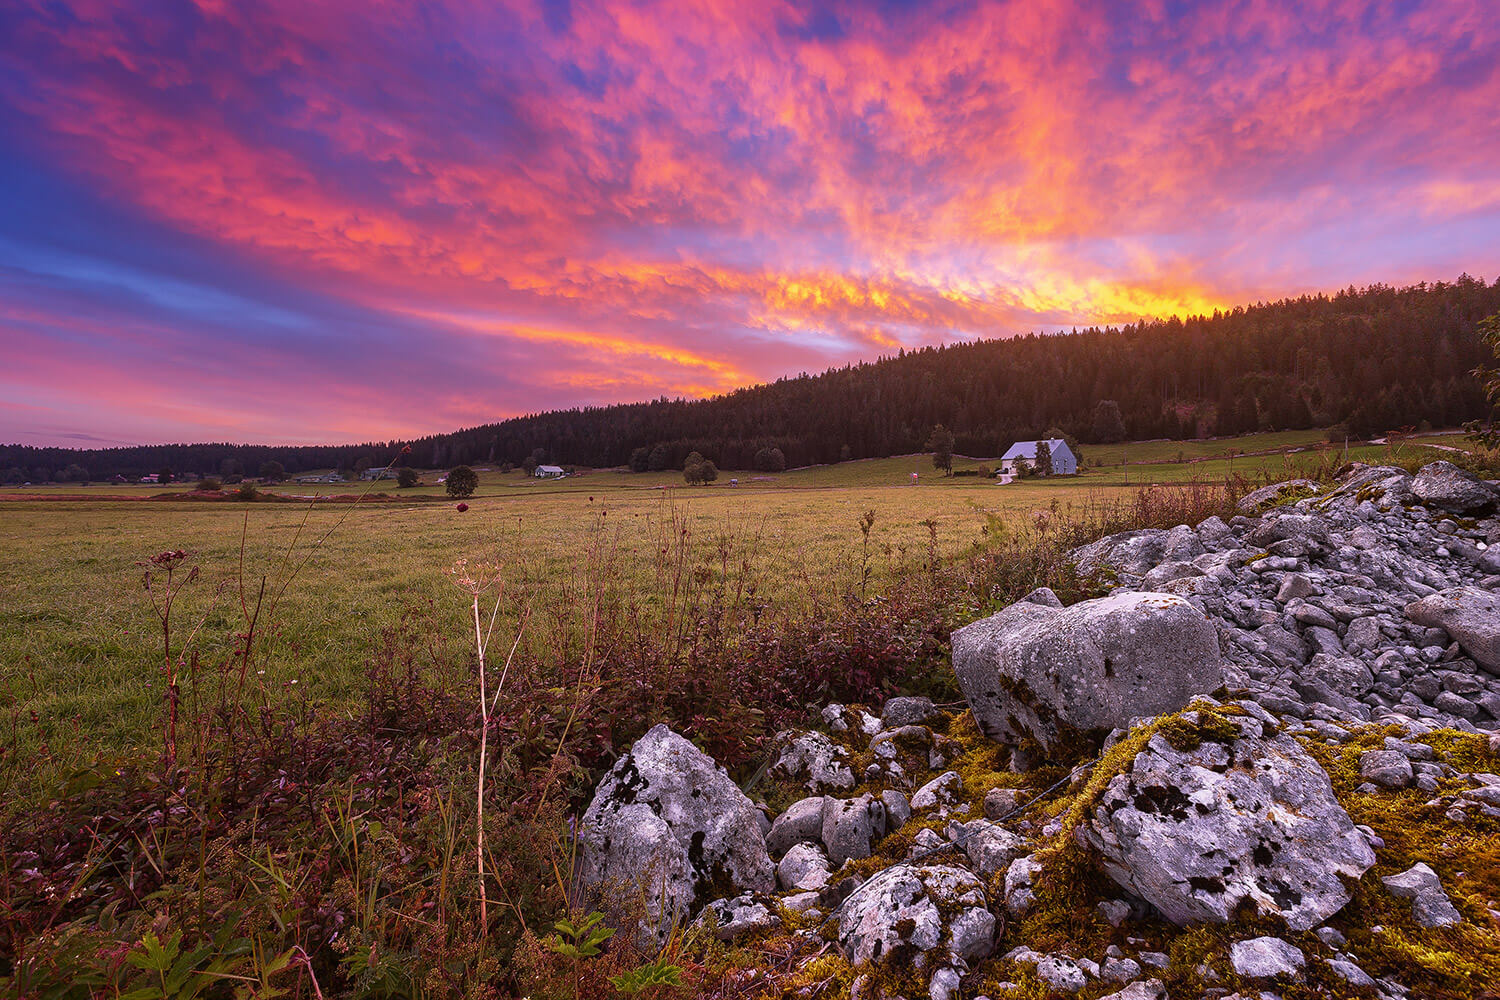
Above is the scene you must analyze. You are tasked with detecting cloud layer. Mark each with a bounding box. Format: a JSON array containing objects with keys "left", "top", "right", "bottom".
[{"left": 2, "top": 0, "right": 1498, "bottom": 445}]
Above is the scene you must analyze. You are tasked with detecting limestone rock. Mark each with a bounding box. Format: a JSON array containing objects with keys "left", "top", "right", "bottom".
[
  {"left": 882, "top": 696, "right": 940, "bottom": 728},
  {"left": 1076, "top": 711, "right": 1374, "bottom": 931},
  {"left": 952, "top": 591, "right": 1223, "bottom": 757},
  {"left": 836, "top": 863, "right": 995, "bottom": 967},
  {"left": 772, "top": 730, "right": 856, "bottom": 792},
  {"left": 766, "top": 796, "right": 828, "bottom": 855},
  {"left": 822, "top": 793, "right": 887, "bottom": 866},
  {"left": 1237, "top": 479, "right": 1320, "bottom": 515},
  {"left": 697, "top": 893, "right": 779, "bottom": 941},
  {"left": 951, "top": 819, "right": 1026, "bottom": 877},
  {"left": 1358, "top": 749, "right": 1414, "bottom": 789},
  {"left": 777, "top": 842, "right": 831, "bottom": 892},
  {"left": 1381, "top": 862, "right": 1462, "bottom": 928},
  {"left": 577, "top": 724, "right": 775, "bottom": 946},
  {"left": 1406, "top": 587, "right": 1500, "bottom": 674},
  {"left": 1229, "top": 936, "right": 1304, "bottom": 978},
  {"left": 1412, "top": 460, "right": 1499, "bottom": 515}
]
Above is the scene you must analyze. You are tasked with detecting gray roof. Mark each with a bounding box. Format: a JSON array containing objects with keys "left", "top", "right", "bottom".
[{"left": 1001, "top": 439, "right": 1068, "bottom": 461}]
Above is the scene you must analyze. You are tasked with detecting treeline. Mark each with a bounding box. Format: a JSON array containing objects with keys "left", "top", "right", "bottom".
[{"left": 6, "top": 276, "right": 1499, "bottom": 481}]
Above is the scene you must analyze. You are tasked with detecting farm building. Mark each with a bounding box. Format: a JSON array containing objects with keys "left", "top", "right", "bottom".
[
  {"left": 534, "top": 464, "right": 566, "bottom": 479},
  {"left": 360, "top": 466, "right": 398, "bottom": 480},
  {"left": 999, "top": 439, "right": 1077, "bottom": 476}
]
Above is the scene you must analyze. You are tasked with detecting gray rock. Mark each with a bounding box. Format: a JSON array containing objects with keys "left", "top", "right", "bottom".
[
  {"left": 953, "top": 819, "right": 1026, "bottom": 876},
  {"left": 1359, "top": 749, "right": 1414, "bottom": 789},
  {"left": 1229, "top": 936, "right": 1304, "bottom": 978},
  {"left": 766, "top": 796, "right": 828, "bottom": 854},
  {"left": 1327, "top": 957, "right": 1376, "bottom": 987},
  {"left": 577, "top": 724, "right": 775, "bottom": 946},
  {"left": 1100, "top": 954, "right": 1140, "bottom": 981},
  {"left": 1276, "top": 574, "right": 1316, "bottom": 602},
  {"left": 777, "top": 842, "right": 831, "bottom": 891},
  {"left": 1406, "top": 587, "right": 1500, "bottom": 674},
  {"left": 1077, "top": 711, "right": 1375, "bottom": 930},
  {"left": 1097, "top": 899, "right": 1131, "bottom": 928},
  {"left": 984, "top": 786, "right": 1025, "bottom": 819},
  {"left": 883, "top": 696, "right": 940, "bottom": 728},
  {"left": 822, "top": 794, "right": 887, "bottom": 866},
  {"left": 1004, "top": 854, "right": 1041, "bottom": 916},
  {"left": 1412, "top": 460, "right": 1499, "bottom": 515},
  {"left": 1381, "top": 862, "right": 1462, "bottom": 928},
  {"left": 1098, "top": 982, "right": 1165, "bottom": 1000},
  {"left": 1034, "top": 955, "right": 1087, "bottom": 992},
  {"left": 953, "top": 591, "right": 1223, "bottom": 757},
  {"left": 836, "top": 864, "right": 995, "bottom": 966},
  {"left": 926, "top": 966, "right": 962, "bottom": 1000},
  {"left": 772, "top": 730, "right": 856, "bottom": 792},
  {"left": 697, "top": 893, "right": 778, "bottom": 940},
  {"left": 882, "top": 789, "right": 913, "bottom": 831},
  {"left": 912, "top": 771, "right": 962, "bottom": 810}
]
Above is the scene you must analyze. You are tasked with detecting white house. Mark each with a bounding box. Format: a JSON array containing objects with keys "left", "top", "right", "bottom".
[
  {"left": 999, "top": 439, "right": 1077, "bottom": 476},
  {"left": 534, "top": 464, "right": 566, "bottom": 479},
  {"left": 360, "top": 466, "right": 398, "bottom": 481}
]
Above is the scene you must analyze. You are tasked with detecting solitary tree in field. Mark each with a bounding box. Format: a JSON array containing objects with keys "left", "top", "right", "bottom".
[
  {"left": 629, "top": 446, "right": 650, "bottom": 472},
  {"left": 397, "top": 467, "right": 420, "bottom": 488},
  {"left": 158, "top": 467, "right": 175, "bottom": 484},
  {"left": 446, "top": 466, "right": 479, "bottom": 498},
  {"left": 754, "top": 446, "right": 786, "bottom": 472},
  {"left": 683, "top": 452, "right": 718, "bottom": 485},
  {"left": 259, "top": 461, "right": 285, "bottom": 483},
  {"left": 926, "top": 424, "right": 955, "bottom": 475}
]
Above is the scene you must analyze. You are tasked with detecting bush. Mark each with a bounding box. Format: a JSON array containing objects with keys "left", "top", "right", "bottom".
[
  {"left": 194, "top": 477, "right": 222, "bottom": 491},
  {"left": 234, "top": 482, "right": 259, "bottom": 501},
  {"left": 683, "top": 452, "right": 718, "bottom": 485},
  {"left": 446, "top": 466, "right": 479, "bottom": 498},
  {"left": 397, "top": 467, "right": 420, "bottom": 488}
]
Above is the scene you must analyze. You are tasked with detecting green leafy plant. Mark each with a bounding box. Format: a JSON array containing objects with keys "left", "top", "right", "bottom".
[
  {"left": 544, "top": 911, "right": 614, "bottom": 960},
  {"left": 609, "top": 956, "right": 683, "bottom": 994},
  {"left": 121, "top": 927, "right": 252, "bottom": 1000}
]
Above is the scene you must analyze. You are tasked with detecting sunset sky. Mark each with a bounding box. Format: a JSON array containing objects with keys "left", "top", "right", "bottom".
[{"left": 2, "top": 0, "right": 1498, "bottom": 447}]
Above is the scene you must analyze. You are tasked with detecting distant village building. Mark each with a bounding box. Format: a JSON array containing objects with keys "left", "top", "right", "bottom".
[
  {"left": 296, "top": 472, "right": 345, "bottom": 484},
  {"left": 999, "top": 439, "right": 1077, "bottom": 476},
  {"left": 360, "top": 466, "right": 398, "bottom": 481},
  {"left": 534, "top": 465, "right": 566, "bottom": 479}
]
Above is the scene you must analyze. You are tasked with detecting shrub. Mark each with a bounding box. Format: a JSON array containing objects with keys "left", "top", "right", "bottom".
[
  {"left": 397, "top": 467, "right": 420, "bottom": 488},
  {"left": 683, "top": 452, "right": 717, "bottom": 485},
  {"left": 446, "top": 466, "right": 479, "bottom": 498}
]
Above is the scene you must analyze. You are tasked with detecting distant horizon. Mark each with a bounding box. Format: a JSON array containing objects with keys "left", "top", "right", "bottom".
[{"left": 4, "top": 1, "right": 1499, "bottom": 448}]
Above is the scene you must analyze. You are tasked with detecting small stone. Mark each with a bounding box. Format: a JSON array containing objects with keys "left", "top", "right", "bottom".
[
  {"left": 912, "top": 770, "right": 962, "bottom": 810},
  {"left": 1327, "top": 957, "right": 1376, "bottom": 987},
  {"left": 1096, "top": 981, "right": 1165, "bottom": 1000},
  {"left": 1100, "top": 956, "right": 1140, "bottom": 982},
  {"left": 1229, "top": 936, "right": 1305, "bottom": 979},
  {"left": 1381, "top": 862, "right": 1462, "bottom": 928},
  {"left": 1359, "top": 749, "right": 1414, "bottom": 789},
  {"left": 1097, "top": 899, "right": 1131, "bottom": 927},
  {"left": 984, "top": 786, "right": 1025, "bottom": 820},
  {"left": 882, "top": 695, "right": 940, "bottom": 728},
  {"left": 1034, "top": 955, "right": 1087, "bottom": 992}
]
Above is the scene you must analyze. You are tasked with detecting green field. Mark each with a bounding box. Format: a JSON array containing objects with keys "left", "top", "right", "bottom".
[{"left": 0, "top": 430, "right": 1475, "bottom": 769}]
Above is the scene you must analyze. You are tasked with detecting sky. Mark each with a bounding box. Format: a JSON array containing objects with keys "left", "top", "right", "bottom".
[{"left": 2, "top": 0, "right": 1498, "bottom": 448}]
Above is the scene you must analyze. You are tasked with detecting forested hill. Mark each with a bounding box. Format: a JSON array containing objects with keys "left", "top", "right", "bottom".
[{"left": 6, "top": 276, "right": 1500, "bottom": 481}]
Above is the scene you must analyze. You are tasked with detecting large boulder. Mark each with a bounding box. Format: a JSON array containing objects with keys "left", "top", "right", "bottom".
[
  {"left": 770, "top": 730, "right": 856, "bottom": 792},
  {"left": 1406, "top": 587, "right": 1500, "bottom": 674},
  {"left": 1411, "top": 460, "right": 1499, "bottom": 515},
  {"left": 577, "top": 724, "right": 775, "bottom": 946},
  {"left": 1076, "top": 708, "right": 1375, "bottom": 931},
  {"left": 835, "top": 863, "right": 995, "bottom": 968},
  {"left": 952, "top": 592, "right": 1223, "bottom": 757}
]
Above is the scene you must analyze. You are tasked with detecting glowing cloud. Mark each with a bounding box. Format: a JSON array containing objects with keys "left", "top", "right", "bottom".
[{"left": 0, "top": 0, "right": 1497, "bottom": 444}]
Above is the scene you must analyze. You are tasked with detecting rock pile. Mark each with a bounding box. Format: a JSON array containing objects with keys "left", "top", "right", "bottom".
[{"left": 574, "top": 461, "right": 1499, "bottom": 998}]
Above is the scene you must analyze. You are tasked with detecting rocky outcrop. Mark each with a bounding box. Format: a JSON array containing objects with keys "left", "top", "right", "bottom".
[
  {"left": 1076, "top": 705, "right": 1375, "bottom": 930},
  {"left": 835, "top": 864, "right": 995, "bottom": 968},
  {"left": 576, "top": 724, "right": 775, "bottom": 946},
  {"left": 952, "top": 591, "right": 1223, "bottom": 758},
  {"left": 1412, "top": 460, "right": 1499, "bottom": 514}
]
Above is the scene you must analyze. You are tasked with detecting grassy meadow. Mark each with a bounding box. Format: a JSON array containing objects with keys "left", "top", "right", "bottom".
[{"left": 0, "top": 431, "right": 1472, "bottom": 771}]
